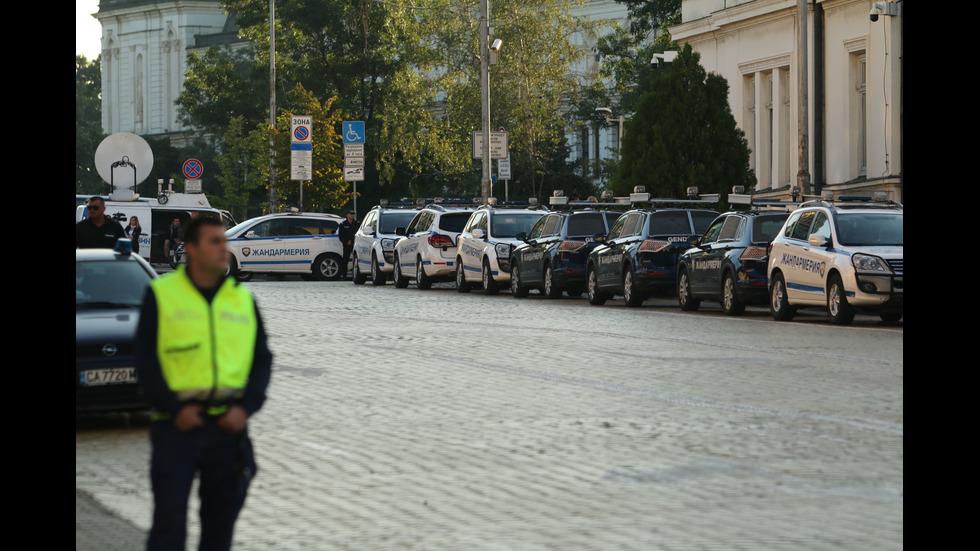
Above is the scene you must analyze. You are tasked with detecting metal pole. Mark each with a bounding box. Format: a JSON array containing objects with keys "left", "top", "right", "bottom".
[
  {"left": 797, "top": 0, "right": 812, "bottom": 195},
  {"left": 479, "top": 0, "right": 491, "bottom": 201},
  {"left": 269, "top": 0, "right": 277, "bottom": 212},
  {"left": 616, "top": 116, "right": 624, "bottom": 161}
]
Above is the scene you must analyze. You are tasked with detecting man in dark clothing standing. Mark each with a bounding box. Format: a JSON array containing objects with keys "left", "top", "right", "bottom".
[
  {"left": 135, "top": 216, "right": 273, "bottom": 551},
  {"left": 338, "top": 210, "right": 360, "bottom": 280},
  {"left": 76, "top": 196, "right": 125, "bottom": 249}
]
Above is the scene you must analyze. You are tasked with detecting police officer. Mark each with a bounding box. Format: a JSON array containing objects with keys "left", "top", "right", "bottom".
[
  {"left": 135, "top": 215, "right": 273, "bottom": 551},
  {"left": 338, "top": 209, "right": 360, "bottom": 279},
  {"left": 76, "top": 196, "right": 125, "bottom": 248}
]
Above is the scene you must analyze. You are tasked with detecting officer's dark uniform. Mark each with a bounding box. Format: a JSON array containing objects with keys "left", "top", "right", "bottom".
[
  {"left": 76, "top": 217, "right": 125, "bottom": 249},
  {"left": 338, "top": 212, "right": 360, "bottom": 279},
  {"left": 135, "top": 267, "right": 273, "bottom": 551}
]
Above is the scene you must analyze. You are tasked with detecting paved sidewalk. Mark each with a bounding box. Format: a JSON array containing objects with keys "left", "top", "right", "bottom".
[{"left": 76, "top": 487, "right": 145, "bottom": 551}]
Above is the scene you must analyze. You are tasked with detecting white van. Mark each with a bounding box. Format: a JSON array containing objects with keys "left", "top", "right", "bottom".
[{"left": 75, "top": 193, "right": 235, "bottom": 265}]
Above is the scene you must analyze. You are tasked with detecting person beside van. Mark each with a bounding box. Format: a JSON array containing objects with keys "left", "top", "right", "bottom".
[
  {"left": 76, "top": 196, "right": 125, "bottom": 249},
  {"left": 164, "top": 217, "right": 182, "bottom": 259},
  {"left": 127, "top": 216, "right": 143, "bottom": 254}
]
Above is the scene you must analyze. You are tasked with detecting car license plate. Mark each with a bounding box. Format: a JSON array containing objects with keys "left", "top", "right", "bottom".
[{"left": 80, "top": 367, "right": 137, "bottom": 386}]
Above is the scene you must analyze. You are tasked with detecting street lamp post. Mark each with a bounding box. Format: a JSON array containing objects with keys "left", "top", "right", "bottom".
[
  {"left": 595, "top": 107, "right": 624, "bottom": 161},
  {"left": 479, "top": 0, "right": 492, "bottom": 200}
]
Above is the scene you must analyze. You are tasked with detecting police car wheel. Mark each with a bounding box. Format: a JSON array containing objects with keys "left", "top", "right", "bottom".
[
  {"left": 769, "top": 272, "right": 796, "bottom": 321},
  {"left": 393, "top": 257, "right": 409, "bottom": 288},
  {"left": 511, "top": 264, "right": 529, "bottom": 298},
  {"left": 587, "top": 266, "right": 607, "bottom": 306},
  {"left": 314, "top": 253, "right": 342, "bottom": 281},
  {"left": 880, "top": 311, "right": 903, "bottom": 324},
  {"left": 416, "top": 257, "right": 432, "bottom": 290},
  {"left": 677, "top": 267, "right": 700, "bottom": 311},
  {"left": 456, "top": 260, "right": 471, "bottom": 293},
  {"left": 482, "top": 259, "right": 499, "bottom": 295},
  {"left": 722, "top": 272, "right": 746, "bottom": 316},
  {"left": 371, "top": 254, "right": 386, "bottom": 285},
  {"left": 827, "top": 274, "right": 855, "bottom": 325},
  {"left": 352, "top": 254, "right": 367, "bottom": 285},
  {"left": 543, "top": 264, "right": 561, "bottom": 299},
  {"left": 623, "top": 267, "right": 644, "bottom": 307},
  {"left": 228, "top": 256, "right": 253, "bottom": 282}
]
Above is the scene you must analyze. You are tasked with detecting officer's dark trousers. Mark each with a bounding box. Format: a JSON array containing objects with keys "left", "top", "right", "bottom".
[
  {"left": 147, "top": 419, "right": 256, "bottom": 551},
  {"left": 341, "top": 244, "right": 354, "bottom": 277}
]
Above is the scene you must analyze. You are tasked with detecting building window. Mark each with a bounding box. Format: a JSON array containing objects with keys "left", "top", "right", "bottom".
[{"left": 851, "top": 51, "right": 868, "bottom": 177}]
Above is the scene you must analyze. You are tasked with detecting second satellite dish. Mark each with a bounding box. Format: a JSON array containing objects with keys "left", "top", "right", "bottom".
[{"left": 95, "top": 132, "right": 154, "bottom": 202}]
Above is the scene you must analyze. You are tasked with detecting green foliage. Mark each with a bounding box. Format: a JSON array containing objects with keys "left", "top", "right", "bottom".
[
  {"left": 614, "top": 44, "right": 755, "bottom": 198},
  {"left": 76, "top": 55, "right": 106, "bottom": 194},
  {"left": 177, "top": 45, "right": 267, "bottom": 137}
]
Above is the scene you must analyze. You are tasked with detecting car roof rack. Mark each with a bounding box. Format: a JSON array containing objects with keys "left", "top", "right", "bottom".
[
  {"left": 798, "top": 190, "right": 903, "bottom": 211},
  {"left": 728, "top": 192, "right": 803, "bottom": 212},
  {"left": 632, "top": 187, "right": 720, "bottom": 209},
  {"left": 477, "top": 197, "right": 547, "bottom": 211}
]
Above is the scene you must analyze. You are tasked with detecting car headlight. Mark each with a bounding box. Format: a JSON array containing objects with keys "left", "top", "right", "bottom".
[
  {"left": 851, "top": 253, "right": 892, "bottom": 273},
  {"left": 494, "top": 243, "right": 511, "bottom": 259},
  {"left": 381, "top": 238, "right": 396, "bottom": 250}
]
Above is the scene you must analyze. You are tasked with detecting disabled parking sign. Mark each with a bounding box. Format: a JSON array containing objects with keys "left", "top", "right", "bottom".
[{"left": 343, "top": 121, "right": 365, "bottom": 144}]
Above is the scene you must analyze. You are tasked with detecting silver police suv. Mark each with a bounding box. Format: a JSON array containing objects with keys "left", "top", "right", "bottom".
[
  {"left": 351, "top": 201, "right": 419, "bottom": 285},
  {"left": 767, "top": 191, "right": 903, "bottom": 325}
]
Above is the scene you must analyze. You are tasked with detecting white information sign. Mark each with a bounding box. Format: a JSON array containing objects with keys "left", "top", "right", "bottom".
[{"left": 472, "top": 131, "right": 508, "bottom": 159}]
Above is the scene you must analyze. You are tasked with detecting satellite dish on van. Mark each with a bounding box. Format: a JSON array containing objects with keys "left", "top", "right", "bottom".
[{"left": 95, "top": 132, "right": 154, "bottom": 202}]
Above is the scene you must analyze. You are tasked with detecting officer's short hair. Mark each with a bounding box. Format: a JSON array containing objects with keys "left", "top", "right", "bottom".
[
  {"left": 89, "top": 196, "right": 105, "bottom": 206},
  {"left": 182, "top": 215, "right": 223, "bottom": 245}
]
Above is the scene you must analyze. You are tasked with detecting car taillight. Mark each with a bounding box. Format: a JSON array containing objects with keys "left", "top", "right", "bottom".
[
  {"left": 739, "top": 246, "right": 768, "bottom": 261},
  {"left": 428, "top": 234, "right": 454, "bottom": 248},
  {"left": 638, "top": 239, "right": 670, "bottom": 253},
  {"left": 557, "top": 240, "right": 586, "bottom": 253}
]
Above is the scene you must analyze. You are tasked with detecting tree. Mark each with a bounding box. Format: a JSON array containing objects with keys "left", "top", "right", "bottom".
[
  {"left": 614, "top": 44, "right": 755, "bottom": 199},
  {"left": 76, "top": 55, "right": 106, "bottom": 194}
]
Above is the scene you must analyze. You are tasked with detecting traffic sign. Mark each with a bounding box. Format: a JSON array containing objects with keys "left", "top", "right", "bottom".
[
  {"left": 344, "top": 143, "right": 365, "bottom": 157},
  {"left": 498, "top": 156, "right": 511, "bottom": 179},
  {"left": 182, "top": 159, "right": 203, "bottom": 179},
  {"left": 291, "top": 116, "right": 312, "bottom": 143},
  {"left": 472, "top": 131, "right": 508, "bottom": 159},
  {"left": 344, "top": 166, "right": 365, "bottom": 182},
  {"left": 343, "top": 121, "right": 365, "bottom": 144},
  {"left": 345, "top": 157, "right": 364, "bottom": 167},
  {"left": 291, "top": 143, "right": 312, "bottom": 181}
]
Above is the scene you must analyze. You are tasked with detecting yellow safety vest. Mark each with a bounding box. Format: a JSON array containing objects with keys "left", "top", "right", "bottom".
[{"left": 151, "top": 265, "right": 257, "bottom": 415}]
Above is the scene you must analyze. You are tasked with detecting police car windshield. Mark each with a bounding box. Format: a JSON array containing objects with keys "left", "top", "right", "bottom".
[
  {"left": 439, "top": 212, "right": 472, "bottom": 233},
  {"left": 567, "top": 213, "right": 607, "bottom": 237},
  {"left": 490, "top": 212, "right": 544, "bottom": 238},
  {"left": 835, "top": 212, "right": 903, "bottom": 246},
  {"left": 76, "top": 260, "right": 154, "bottom": 309},
  {"left": 752, "top": 214, "right": 791, "bottom": 244},
  {"left": 379, "top": 211, "right": 416, "bottom": 234}
]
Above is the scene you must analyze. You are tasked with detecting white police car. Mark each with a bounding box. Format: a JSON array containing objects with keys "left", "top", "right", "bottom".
[
  {"left": 391, "top": 201, "right": 478, "bottom": 289},
  {"left": 225, "top": 210, "right": 345, "bottom": 281},
  {"left": 351, "top": 201, "right": 419, "bottom": 285},
  {"left": 455, "top": 200, "right": 547, "bottom": 294},
  {"left": 767, "top": 192, "right": 903, "bottom": 325}
]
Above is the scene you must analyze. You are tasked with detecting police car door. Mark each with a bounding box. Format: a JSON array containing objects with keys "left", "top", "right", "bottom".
[
  {"left": 524, "top": 214, "right": 559, "bottom": 284},
  {"left": 599, "top": 213, "right": 642, "bottom": 288},
  {"left": 460, "top": 211, "right": 487, "bottom": 280},
  {"left": 701, "top": 215, "right": 742, "bottom": 294},
  {"left": 779, "top": 210, "right": 821, "bottom": 304},
  {"left": 688, "top": 215, "right": 726, "bottom": 294},
  {"left": 395, "top": 212, "right": 423, "bottom": 276},
  {"left": 796, "top": 211, "right": 833, "bottom": 304},
  {"left": 242, "top": 218, "right": 289, "bottom": 272},
  {"left": 354, "top": 210, "right": 377, "bottom": 266}
]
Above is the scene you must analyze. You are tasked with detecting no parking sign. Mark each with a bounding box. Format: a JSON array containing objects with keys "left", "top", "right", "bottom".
[{"left": 182, "top": 159, "right": 204, "bottom": 179}]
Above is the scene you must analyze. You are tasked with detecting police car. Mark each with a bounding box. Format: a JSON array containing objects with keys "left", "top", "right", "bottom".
[
  {"left": 391, "top": 200, "right": 479, "bottom": 289},
  {"left": 225, "top": 210, "right": 345, "bottom": 281},
  {"left": 510, "top": 193, "right": 624, "bottom": 299},
  {"left": 351, "top": 200, "right": 419, "bottom": 285},
  {"left": 76, "top": 239, "right": 156, "bottom": 413},
  {"left": 767, "top": 191, "right": 903, "bottom": 325},
  {"left": 454, "top": 199, "right": 548, "bottom": 295},
  {"left": 676, "top": 191, "right": 795, "bottom": 315},
  {"left": 586, "top": 188, "right": 720, "bottom": 307}
]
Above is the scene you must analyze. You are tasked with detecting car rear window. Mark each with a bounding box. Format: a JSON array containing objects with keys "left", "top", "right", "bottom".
[
  {"left": 648, "top": 211, "right": 692, "bottom": 235},
  {"left": 380, "top": 211, "right": 416, "bottom": 234},
  {"left": 439, "top": 212, "right": 472, "bottom": 233},
  {"left": 566, "top": 213, "right": 607, "bottom": 237},
  {"left": 690, "top": 210, "right": 720, "bottom": 234},
  {"left": 752, "top": 214, "right": 791, "bottom": 244}
]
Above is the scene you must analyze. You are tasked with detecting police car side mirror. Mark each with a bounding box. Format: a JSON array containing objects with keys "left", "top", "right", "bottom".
[
  {"left": 395, "top": 227, "right": 406, "bottom": 236},
  {"left": 593, "top": 232, "right": 606, "bottom": 242},
  {"left": 245, "top": 231, "right": 256, "bottom": 239},
  {"left": 688, "top": 235, "right": 700, "bottom": 248},
  {"left": 516, "top": 232, "right": 527, "bottom": 242},
  {"left": 472, "top": 229, "right": 486, "bottom": 239},
  {"left": 807, "top": 234, "right": 828, "bottom": 247},
  {"left": 366, "top": 227, "right": 376, "bottom": 236}
]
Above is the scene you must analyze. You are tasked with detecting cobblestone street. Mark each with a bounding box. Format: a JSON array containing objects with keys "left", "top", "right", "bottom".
[{"left": 76, "top": 280, "right": 903, "bottom": 550}]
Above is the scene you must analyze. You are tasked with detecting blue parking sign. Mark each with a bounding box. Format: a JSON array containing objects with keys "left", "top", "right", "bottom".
[{"left": 342, "top": 121, "right": 365, "bottom": 144}]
